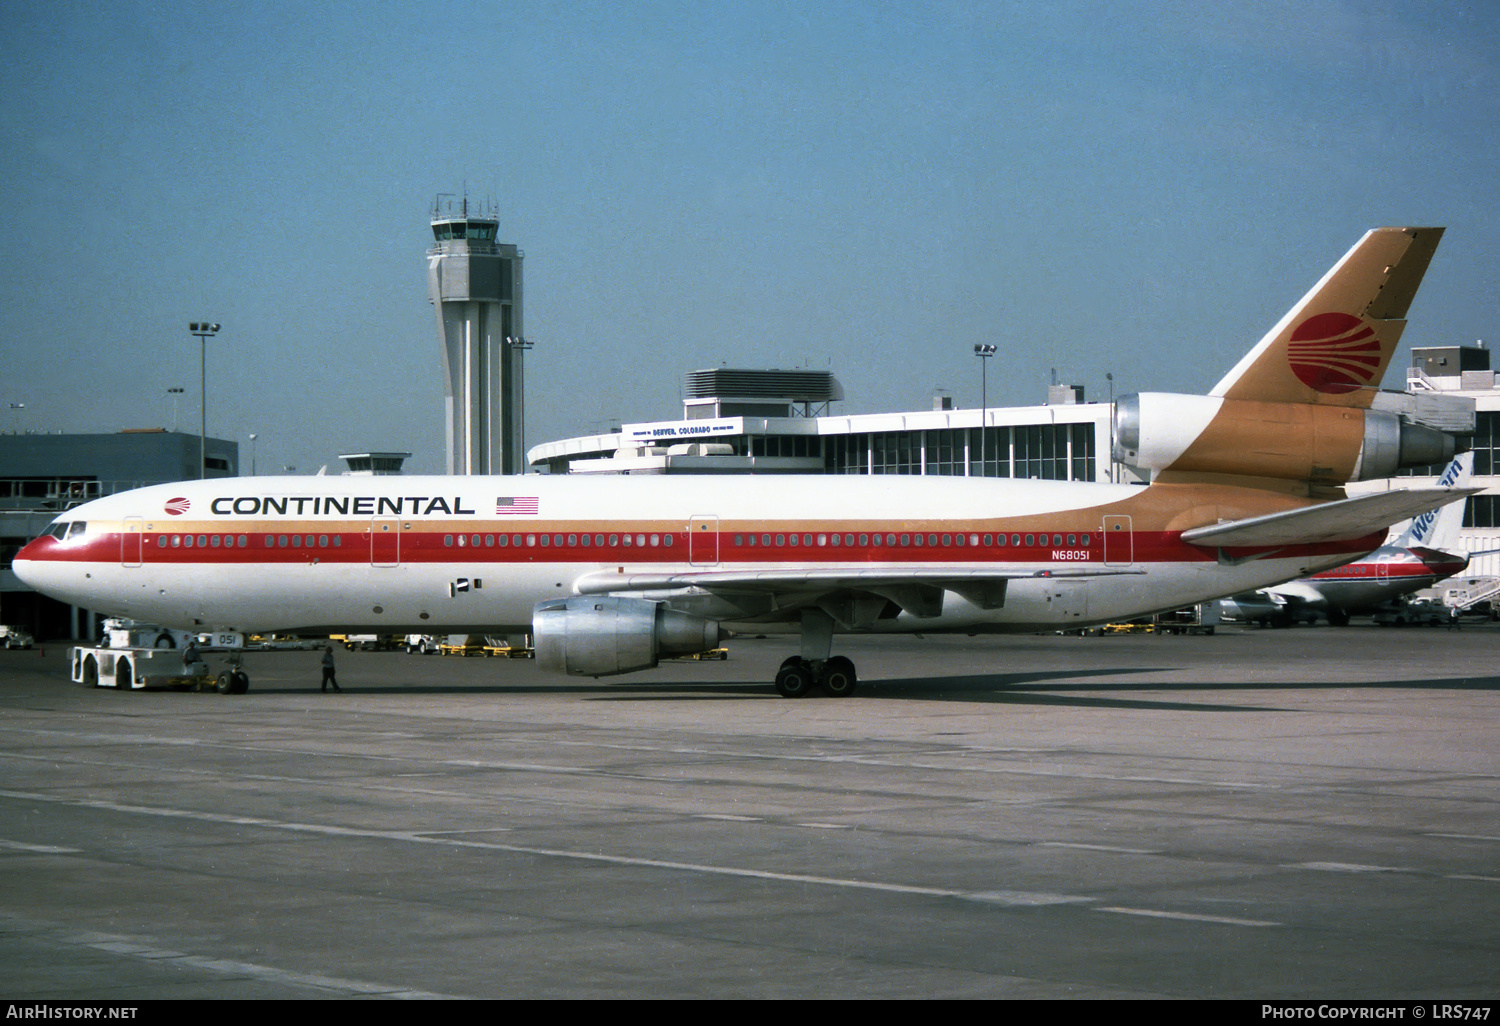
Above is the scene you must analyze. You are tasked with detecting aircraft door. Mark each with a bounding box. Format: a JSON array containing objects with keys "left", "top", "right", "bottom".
[
  {"left": 122, "top": 517, "right": 143, "bottom": 568},
  {"left": 689, "top": 515, "right": 719, "bottom": 566},
  {"left": 371, "top": 519, "right": 399, "bottom": 567},
  {"left": 1103, "top": 515, "right": 1132, "bottom": 566}
]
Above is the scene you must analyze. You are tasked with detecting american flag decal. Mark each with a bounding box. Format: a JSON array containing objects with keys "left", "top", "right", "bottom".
[{"left": 495, "top": 496, "right": 539, "bottom": 515}]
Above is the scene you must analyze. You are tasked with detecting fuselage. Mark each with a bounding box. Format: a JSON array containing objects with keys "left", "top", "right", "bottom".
[
  {"left": 14, "top": 473, "right": 1383, "bottom": 636},
  {"left": 1270, "top": 543, "right": 1469, "bottom": 612}
]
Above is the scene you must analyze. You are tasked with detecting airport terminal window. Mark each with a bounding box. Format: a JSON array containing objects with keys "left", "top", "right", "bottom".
[
  {"left": 967, "top": 427, "right": 1011, "bottom": 478},
  {"left": 1467, "top": 495, "right": 1496, "bottom": 529},
  {"left": 1478, "top": 412, "right": 1499, "bottom": 475},
  {"left": 925, "top": 429, "right": 964, "bottom": 475},
  {"left": 827, "top": 433, "right": 870, "bottom": 474},
  {"left": 1071, "top": 423, "right": 1096, "bottom": 481},
  {"left": 871, "top": 432, "right": 920, "bottom": 474}
]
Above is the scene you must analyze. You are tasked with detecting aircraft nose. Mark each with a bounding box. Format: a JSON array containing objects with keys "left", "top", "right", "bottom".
[
  {"left": 11, "top": 536, "right": 62, "bottom": 592},
  {"left": 12, "top": 539, "right": 45, "bottom": 586}
]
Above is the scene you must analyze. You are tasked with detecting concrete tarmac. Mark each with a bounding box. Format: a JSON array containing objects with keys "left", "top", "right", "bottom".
[{"left": 0, "top": 623, "right": 1497, "bottom": 1000}]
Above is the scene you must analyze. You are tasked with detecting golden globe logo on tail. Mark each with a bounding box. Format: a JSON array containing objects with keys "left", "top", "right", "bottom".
[{"left": 1287, "top": 313, "right": 1382, "bottom": 394}]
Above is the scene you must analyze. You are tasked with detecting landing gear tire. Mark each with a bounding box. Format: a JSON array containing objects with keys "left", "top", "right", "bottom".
[
  {"left": 774, "top": 658, "right": 816, "bottom": 698},
  {"left": 216, "top": 672, "right": 233, "bottom": 694},
  {"left": 229, "top": 670, "right": 249, "bottom": 694},
  {"left": 820, "top": 656, "right": 858, "bottom": 698}
]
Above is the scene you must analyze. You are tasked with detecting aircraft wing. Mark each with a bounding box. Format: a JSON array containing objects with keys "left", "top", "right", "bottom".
[
  {"left": 572, "top": 565, "right": 1145, "bottom": 621},
  {"left": 1180, "top": 487, "right": 1481, "bottom": 549},
  {"left": 573, "top": 565, "right": 1145, "bottom": 595}
]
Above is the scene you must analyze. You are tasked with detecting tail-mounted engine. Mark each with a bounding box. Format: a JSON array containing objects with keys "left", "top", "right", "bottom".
[
  {"left": 1113, "top": 392, "right": 1456, "bottom": 484},
  {"left": 533, "top": 596, "right": 723, "bottom": 677}
]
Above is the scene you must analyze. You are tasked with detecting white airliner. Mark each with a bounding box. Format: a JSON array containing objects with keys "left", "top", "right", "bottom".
[
  {"left": 1229, "top": 452, "right": 1475, "bottom": 625},
  {"left": 13, "top": 227, "right": 1474, "bottom": 697}
]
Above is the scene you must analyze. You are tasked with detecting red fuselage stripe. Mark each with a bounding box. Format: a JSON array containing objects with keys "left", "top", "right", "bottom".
[{"left": 21, "top": 526, "right": 1382, "bottom": 567}]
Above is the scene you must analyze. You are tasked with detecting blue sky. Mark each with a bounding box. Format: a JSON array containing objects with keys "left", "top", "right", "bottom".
[{"left": 2, "top": 1, "right": 1497, "bottom": 475}]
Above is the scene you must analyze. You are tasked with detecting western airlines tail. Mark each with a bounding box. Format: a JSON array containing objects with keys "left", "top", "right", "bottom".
[
  {"left": 1391, "top": 451, "right": 1473, "bottom": 550},
  {"left": 1211, "top": 227, "right": 1444, "bottom": 407}
]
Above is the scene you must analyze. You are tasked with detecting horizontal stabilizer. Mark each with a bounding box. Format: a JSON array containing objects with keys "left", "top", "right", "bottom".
[{"left": 1181, "top": 487, "right": 1480, "bottom": 549}]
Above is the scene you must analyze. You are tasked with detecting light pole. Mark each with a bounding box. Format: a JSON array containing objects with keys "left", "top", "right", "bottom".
[
  {"left": 166, "top": 387, "right": 184, "bottom": 432},
  {"left": 189, "top": 323, "right": 220, "bottom": 479},
  {"left": 974, "top": 344, "right": 996, "bottom": 476},
  {"left": 506, "top": 335, "right": 533, "bottom": 472},
  {"left": 248, "top": 433, "right": 257, "bottom": 477},
  {"left": 1106, "top": 372, "right": 1115, "bottom": 483}
]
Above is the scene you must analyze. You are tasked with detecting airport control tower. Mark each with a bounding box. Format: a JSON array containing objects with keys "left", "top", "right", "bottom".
[{"left": 426, "top": 197, "right": 525, "bottom": 475}]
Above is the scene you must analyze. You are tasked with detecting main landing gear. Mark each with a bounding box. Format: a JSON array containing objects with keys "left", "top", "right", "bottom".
[
  {"left": 774, "top": 655, "right": 857, "bottom": 698},
  {"left": 773, "top": 609, "right": 858, "bottom": 698}
]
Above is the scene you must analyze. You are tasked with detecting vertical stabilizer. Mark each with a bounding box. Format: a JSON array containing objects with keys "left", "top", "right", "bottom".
[
  {"left": 1211, "top": 227, "right": 1444, "bottom": 408},
  {"left": 1393, "top": 451, "right": 1473, "bottom": 550}
]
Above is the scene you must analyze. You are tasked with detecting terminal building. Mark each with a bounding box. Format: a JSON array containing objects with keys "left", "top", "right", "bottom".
[{"left": 529, "top": 368, "right": 1120, "bottom": 482}]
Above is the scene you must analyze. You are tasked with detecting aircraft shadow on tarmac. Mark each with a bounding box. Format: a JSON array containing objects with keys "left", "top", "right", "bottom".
[{"left": 239, "top": 664, "right": 1500, "bottom": 711}]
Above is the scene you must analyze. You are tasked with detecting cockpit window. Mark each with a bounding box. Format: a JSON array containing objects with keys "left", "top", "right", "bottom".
[{"left": 44, "top": 521, "right": 87, "bottom": 542}]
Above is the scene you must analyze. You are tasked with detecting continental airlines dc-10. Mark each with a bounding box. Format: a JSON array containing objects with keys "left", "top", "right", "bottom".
[{"left": 14, "top": 227, "right": 1475, "bottom": 697}]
